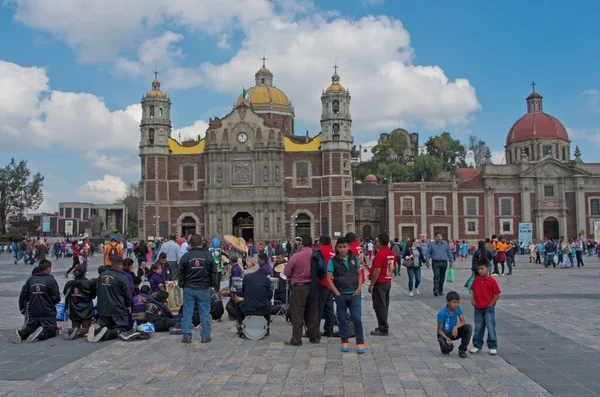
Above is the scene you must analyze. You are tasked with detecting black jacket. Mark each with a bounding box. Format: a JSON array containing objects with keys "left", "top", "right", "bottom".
[
  {"left": 64, "top": 277, "right": 97, "bottom": 320},
  {"left": 330, "top": 253, "right": 360, "bottom": 294},
  {"left": 241, "top": 269, "right": 272, "bottom": 315},
  {"left": 401, "top": 246, "right": 426, "bottom": 266},
  {"left": 19, "top": 272, "right": 61, "bottom": 321},
  {"left": 135, "top": 242, "right": 148, "bottom": 257},
  {"left": 145, "top": 296, "right": 173, "bottom": 332},
  {"left": 96, "top": 268, "right": 132, "bottom": 316},
  {"left": 178, "top": 247, "right": 217, "bottom": 290}
]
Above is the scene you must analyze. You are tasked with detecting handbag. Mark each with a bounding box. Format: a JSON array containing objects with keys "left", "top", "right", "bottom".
[
  {"left": 401, "top": 258, "right": 414, "bottom": 268},
  {"left": 446, "top": 268, "right": 455, "bottom": 283},
  {"left": 464, "top": 275, "right": 474, "bottom": 295}
]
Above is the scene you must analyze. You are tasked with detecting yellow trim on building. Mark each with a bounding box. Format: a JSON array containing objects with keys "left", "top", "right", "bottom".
[
  {"left": 284, "top": 134, "right": 321, "bottom": 152},
  {"left": 169, "top": 137, "right": 205, "bottom": 154}
]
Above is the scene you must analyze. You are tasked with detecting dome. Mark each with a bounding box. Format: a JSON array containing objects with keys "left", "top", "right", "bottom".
[
  {"left": 364, "top": 174, "right": 378, "bottom": 184},
  {"left": 506, "top": 91, "right": 569, "bottom": 145},
  {"left": 326, "top": 71, "right": 346, "bottom": 93},
  {"left": 147, "top": 89, "right": 166, "bottom": 98},
  {"left": 236, "top": 86, "right": 292, "bottom": 112}
]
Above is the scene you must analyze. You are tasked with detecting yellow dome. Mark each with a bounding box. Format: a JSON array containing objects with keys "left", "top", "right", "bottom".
[
  {"left": 147, "top": 89, "right": 166, "bottom": 98},
  {"left": 236, "top": 86, "right": 291, "bottom": 111},
  {"left": 326, "top": 84, "right": 346, "bottom": 93},
  {"left": 258, "top": 67, "right": 271, "bottom": 74}
]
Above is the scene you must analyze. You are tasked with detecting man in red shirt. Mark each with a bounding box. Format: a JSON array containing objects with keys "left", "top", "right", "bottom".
[
  {"left": 368, "top": 234, "right": 395, "bottom": 336},
  {"left": 346, "top": 232, "right": 367, "bottom": 282},
  {"left": 469, "top": 258, "right": 501, "bottom": 355},
  {"left": 315, "top": 235, "right": 337, "bottom": 337}
]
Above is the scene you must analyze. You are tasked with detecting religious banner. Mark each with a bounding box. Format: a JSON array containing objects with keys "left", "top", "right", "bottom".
[
  {"left": 65, "top": 220, "right": 74, "bottom": 235},
  {"left": 165, "top": 281, "right": 182, "bottom": 313},
  {"left": 42, "top": 216, "right": 51, "bottom": 233},
  {"left": 518, "top": 222, "right": 533, "bottom": 246}
]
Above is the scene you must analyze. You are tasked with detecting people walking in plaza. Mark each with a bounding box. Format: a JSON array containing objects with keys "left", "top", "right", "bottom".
[
  {"left": 575, "top": 238, "right": 585, "bottom": 267},
  {"left": 326, "top": 237, "right": 365, "bottom": 354},
  {"left": 528, "top": 241, "right": 536, "bottom": 263},
  {"left": 158, "top": 234, "right": 181, "bottom": 280},
  {"left": 178, "top": 234, "right": 218, "bottom": 344},
  {"left": 103, "top": 236, "right": 123, "bottom": 266},
  {"left": 403, "top": 238, "right": 425, "bottom": 296},
  {"left": 544, "top": 238, "right": 556, "bottom": 268},
  {"left": 13, "top": 259, "right": 60, "bottom": 344},
  {"left": 284, "top": 234, "right": 320, "bottom": 346},
  {"left": 471, "top": 240, "right": 492, "bottom": 277},
  {"left": 391, "top": 238, "right": 403, "bottom": 276},
  {"left": 426, "top": 233, "right": 454, "bottom": 297},
  {"left": 89, "top": 256, "right": 132, "bottom": 342},
  {"left": 369, "top": 234, "right": 394, "bottom": 336},
  {"left": 437, "top": 291, "right": 472, "bottom": 358},
  {"left": 62, "top": 264, "right": 96, "bottom": 340},
  {"left": 313, "top": 235, "right": 337, "bottom": 337},
  {"left": 469, "top": 258, "right": 501, "bottom": 355}
]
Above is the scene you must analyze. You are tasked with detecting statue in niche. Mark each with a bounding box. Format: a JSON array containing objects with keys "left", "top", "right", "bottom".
[
  {"left": 275, "top": 165, "right": 280, "bottom": 182},
  {"left": 217, "top": 217, "right": 222, "bottom": 234},
  {"left": 264, "top": 217, "right": 269, "bottom": 233},
  {"left": 216, "top": 167, "right": 222, "bottom": 183},
  {"left": 277, "top": 216, "right": 281, "bottom": 232},
  {"left": 263, "top": 166, "right": 268, "bottom": 182}
]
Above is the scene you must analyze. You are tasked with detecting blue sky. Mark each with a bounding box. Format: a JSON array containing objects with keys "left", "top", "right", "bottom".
[{"left": 0, "top": 0, "right": 599, "bottom": 212}]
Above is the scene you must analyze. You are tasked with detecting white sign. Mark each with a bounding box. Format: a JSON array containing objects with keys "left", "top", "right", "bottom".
[{"left": 518, "top": 222, "right": 533, "bottom": 246}]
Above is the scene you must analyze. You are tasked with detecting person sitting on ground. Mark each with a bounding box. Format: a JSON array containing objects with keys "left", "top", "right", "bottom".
[
  {"left": 122, "top": 258, "right": 135, "bottom": 293},
  {"left": 211, "top": 289, "right": 224, "bottom": 321},
  {"left": 145, "top": 290, "right": 180, "bottom": 332},
  {"left": 149, "top": 262, "right": 165, "bottom": 292},
  {"left": 437, "top": 291, "right": 472, "bottom": 358},
  {"left": 13, "top": 259, "right": 61, "bottom": 344},
  {"left": 132, "top": 285, "right": 151, "bottom": 322},
  {"left": 88, "top": 256, "right": 132, "bottom": 343},
  {"left": 62, "top": 264, "right": 97, "bottom": 340},
  {"left": 236, "top": 265, "right": 273, "bottom": 338}
]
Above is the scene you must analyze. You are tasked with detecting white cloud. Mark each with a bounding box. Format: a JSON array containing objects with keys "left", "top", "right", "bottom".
[
  {"left": 76, "top": 174, "right": 128, "bottom": 203},
  {"left": 491, "top": 150, "right": 505, "bottom": 165},
  {"left": 361, "top": 0, "right": 385, "bottom": 6},
  {"left": 82, "top": 151, "right": 141, "bottom": 175},
  {"left": 9, "top": 0, "right": 275, "bottom": 62},
  {"left": 174, "top": 120, "right": 210, "bottom": 141},
  {"left": 582, "top": 89, "right": 599, "bottom": 107}
]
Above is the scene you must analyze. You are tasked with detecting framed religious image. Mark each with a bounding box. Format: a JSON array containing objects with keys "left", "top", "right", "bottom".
[{"left": 165, "top": 281, "right": 183, "bottom": 313}]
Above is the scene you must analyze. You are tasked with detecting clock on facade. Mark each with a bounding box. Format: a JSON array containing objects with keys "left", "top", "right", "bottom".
[{"left": 238, "top": 133, "right": 248, "bottom": 143}]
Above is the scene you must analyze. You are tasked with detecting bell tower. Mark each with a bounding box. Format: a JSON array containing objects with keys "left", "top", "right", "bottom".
[
  {"left": 139, "top": 72, "right": 171, "bottom": 156},
  {"left": 320, "top": 66, "right": 352, "bottom": 151}
]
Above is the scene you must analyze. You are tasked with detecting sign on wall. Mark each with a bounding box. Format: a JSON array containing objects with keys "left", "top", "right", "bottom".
[
  {"left": 65, "top": 220, "right": 74, "bottom": 235},
  {"left": 518, "top": 222, "right": 533, "bottom": 246},
  {"left": 594, "top": 222, "right": 600, "bottom": 242},
  {"left": 42, "top": 216, "right": 51, "bottom": 233}
]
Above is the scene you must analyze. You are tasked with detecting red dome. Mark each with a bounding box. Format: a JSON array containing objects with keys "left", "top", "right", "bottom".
[
  {"left": 506, "top": 112, "right": 569, "bottom": 145},
  {"left": 364, "top": 174, "right": 378, "bottom": 184},
  {"left": 527, "top": 92, "right": 541, "bottom": 99}
]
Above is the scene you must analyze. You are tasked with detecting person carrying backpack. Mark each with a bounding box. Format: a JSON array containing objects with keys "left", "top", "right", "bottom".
[
  {"left": 391, "top": 238, "right": 402, "bottom": 276},
  {"left": 104, "top": 236, "right": 123, "bottom": 266}
]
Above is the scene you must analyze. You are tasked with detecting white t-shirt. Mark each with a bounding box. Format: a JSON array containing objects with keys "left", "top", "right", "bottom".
[{"left": 367, "top": 242, "right": 373, "bottom": 251}]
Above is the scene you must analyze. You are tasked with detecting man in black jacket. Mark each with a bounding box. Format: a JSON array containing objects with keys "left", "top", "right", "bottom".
[
  {"left": 145, "top": 290, "right": 180, "bottom": 332},
  {"left": 178, "top": 234, "right": 217, "bottom": 344},
  {"left": 13, "top": 260, "right": 61, "bottom": 343},
  {"left": 88, "top": 256, "right": 132, "bottom": 342},
  {"left": 236, "top": 268, "right": 273, "bottom": 338}
]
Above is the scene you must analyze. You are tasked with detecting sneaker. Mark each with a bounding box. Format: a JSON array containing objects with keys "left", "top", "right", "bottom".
[
  {"left": 489, "top": 349, "right": 498, "bottom": 355},
  {"left": 62, "top": 328, "right": 70, "bottom": 340},
  {"left": 469, "top": 346, "right": 480, "bottom": 354},
  {"left": 69, "top": 327, "right": 80, "bottom": 340},
  {"left": 26, "top": 326, "right": 44, "bottom": 343},
  {"left": 90, "top": 327, "right": 107, "bottom": 343},
  {"left": 169, "top": 327, "right": 183, "bottom": 335},
  {"left": 357, "top": 344, "right": 366, "bottom": 354},
  {"left": 12, "top": 329, "right": 22, "bottom": 344},
  {"left": 458, "top": 350, "right": 467, "bottom": 358},
  {"left": 409, "top": 291, "right": 414, "bottom": 297},
  {"left": 492, "top": 274, "right": 498, "bottom": 277},
  {"left": 119, "top": 330, "right": 141, "bottom": 341},
  {"left": 341, "top": 342, "right": 350, "bottom": 353},
  {"left": 500, "top": 273, "right": 504, "bottom": 276},
  {"left": 416, "top": 288, "right": 420, "bottom": 295},
  {"left": 87, "top": 325, "right": 98, "bottom": 343}
]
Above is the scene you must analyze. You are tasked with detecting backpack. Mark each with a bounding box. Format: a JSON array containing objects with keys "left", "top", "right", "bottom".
[
  {"left": 108, "top": 243, "right": 119, "bottom": 261},
  {"left": 391, "top": 243, "right": 402, "bottom": 256}
]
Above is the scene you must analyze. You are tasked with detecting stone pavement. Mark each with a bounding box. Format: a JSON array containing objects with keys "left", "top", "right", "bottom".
[{"left": 0, "top": 252, "right": 598, "bottom": 396}]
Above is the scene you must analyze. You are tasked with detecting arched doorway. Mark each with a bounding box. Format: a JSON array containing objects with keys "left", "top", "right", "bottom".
[
  {"left": 294, "top": 213, "right": 311, "bottom": 237},
  {"left": 543, "top": 217, "right": 559, "bottom": 240},
  {"left": 180, "top": 216, "right": 197, "bottom": 238},
  {"left": 362, "top": 225, "right": 372, "bottom": 239},
  {"left": 232, "top": 212, "right": 254, "bottom": 242}
]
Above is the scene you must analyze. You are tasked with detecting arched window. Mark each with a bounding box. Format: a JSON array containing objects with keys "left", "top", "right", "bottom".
[
  {"left": 150, "top": 105, "right": 155, "bottom": 118},
  {"left": 294, "top": 213, "right": 311, "bottom": 237},
  {"left": 159, "top": 108, "right": 163, "bottom": 117},
  {"left": 148, "top": 128, "right": 155, "bottom": 145},
  {"left": 332, "top": 123, "right": 340, "bottom": 140},
  {"left": 332, "top": 100, "right": 339, "bottom": 114}
]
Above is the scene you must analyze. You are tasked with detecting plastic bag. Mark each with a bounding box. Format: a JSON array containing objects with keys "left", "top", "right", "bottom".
[
  {"left": 56, "top": 303, "right": 68, "bottom": 321},
  {"left": 137, "top": 323, "right": 155, "bottom": 333},
  {"left": 465, "top": 275, "right": 475, "bottom": 295},
  {"left": 553, "top": 254, "right": 558, "bottom": 264},
  {"left": 446, "top": 268, "right": 455, "bottom": 283}
]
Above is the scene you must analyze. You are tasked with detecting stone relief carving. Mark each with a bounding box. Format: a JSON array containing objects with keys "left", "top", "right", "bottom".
[
  {"left": 233, "top": 161, "right": 252, "bottom": 184},
  {"left": 264, "top": 217, "right": 269, "bottom": 233},
  {"left": 263, "top": 166, "right": 269, "bottom": 182},
  {"left": 231, "top": 188, "right": 253, "bottom": 196},
  {"left": 239, "top": 106, "right": 247, "bottom": 120},
  {"left": 216, "top": 167, "right": 222, "bottom": 183},
  {"left": 275, "top": 165, "right": 280, "bottom": 182},
  {"left": 277, "top": 216, "right": 281, "bottom": 232},
  {"left": 217, "top": 217, "right": 222, "bottom": 234}
]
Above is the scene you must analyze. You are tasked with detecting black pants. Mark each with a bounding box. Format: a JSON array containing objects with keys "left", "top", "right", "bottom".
[
  {"left": 438, "top": 324, "right": 473, "bottom": 353},
  {"left": 432, "top": 261, "right": 448, "bottom": 294},
  {"left": 494, "top": 261, "right": 505, "bottom": 274},
  {"left": 372, "top": 282, "right": 391, "bottom": 333},
  {"left": 167, "top": 261, "right": 178, "bottom": 280},
  {"left": 66, "top": 257, "right": 79, "bottom": 274},
  {"left": 393, "top": 255, "right": 401, "bottom": 276},
  {"left": 317, "top": 284, "right": 336, "bottom": 333},
  {"left": 19, "top": 320, "right": 57, "bottom": 341},
  {"left": 576, "top": 250, "right": 584, "bottom": 267},
  {"left": 98, "top": 315, "right": 131, "bottom": 341},
  {"left": 535, "top": 252, "right": 541, "bottom": 263},
  {"left": 290, "top": 284, "right": 319, "bottom": 344}
]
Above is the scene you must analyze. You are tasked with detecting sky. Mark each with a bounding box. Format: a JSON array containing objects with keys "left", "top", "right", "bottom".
[{"left": 1, "top": 0, "right": 599, "bottom": 213}]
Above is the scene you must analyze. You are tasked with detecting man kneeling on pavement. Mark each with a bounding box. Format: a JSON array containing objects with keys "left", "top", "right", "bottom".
[{"left": 236, "top": 265, "right": 273, "bottom": 339}]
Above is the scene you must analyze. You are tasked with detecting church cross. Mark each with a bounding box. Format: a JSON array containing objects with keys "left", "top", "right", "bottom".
[
  {"left": 531, "top": 81, "right": 536, "bottom": 93},
  {"left": 262, "top": 56, "right": 267, "bottom": 67}
]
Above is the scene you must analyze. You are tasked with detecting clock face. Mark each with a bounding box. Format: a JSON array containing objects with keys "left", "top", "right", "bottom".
[{"left": 238, "top": 133, "right": 248, "bottom": 143}]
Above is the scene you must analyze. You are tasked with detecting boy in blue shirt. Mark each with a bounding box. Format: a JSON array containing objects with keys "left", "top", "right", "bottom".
[{"left": 437, "top": 291, "right": 472, "bottom": 358}]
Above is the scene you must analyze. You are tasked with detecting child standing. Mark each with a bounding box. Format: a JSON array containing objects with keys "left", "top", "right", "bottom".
[
  {"left": 63, "top": 264, "right": 97, "bottom": 340},
  {"left": 469, "top": 258, "right": 501, "bottom": 355},
  {"left": 437, "top": 291, "right": 472, "bottom": 358}
]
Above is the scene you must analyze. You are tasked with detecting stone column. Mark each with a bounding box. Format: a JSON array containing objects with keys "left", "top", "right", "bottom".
[
  {"left": 484, "top": 187, "right": 495, "bottom": 237},
  {"left": 536, "top": 214, "right": 544, "bottom": 240},
  {"left": 452, "top": 182, "right": 459, "bottom": 240},
  {"left": 520, "top": 184, "right": 531, "bottom": 222},
  {"left": 575, "top": 178, "right": 586, "bottom": 238},
  {"left": 387, "top": 186, "right": 395, "bottom": 240},
  {"left": 420, "top": 185, "right": 427, "bottom": 237}
]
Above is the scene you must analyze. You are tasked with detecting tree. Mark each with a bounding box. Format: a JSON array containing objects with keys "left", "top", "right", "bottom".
[
  {"left": 388, "top": 132, "right": 409, "bottom": 161},
  {"left": 0, "top": 159, "right": 44, "bottom": 233},
  {"left": 351, "top": 145, "right": 360, "bottom": 159},
  {"left": 424, "top": 132, "right": 466, "bottom": 170},
  {"left": 468, "top": 135, "right": 490, "bottom": 167},
  {"left": 7, "top": 214, "right": 37, "bottom": 237},
  {"left": 371, "top": 142, "right": 392, "bottom": 163},
  {"left": 411, "top": 155, "right": 443, "bottom": 182},
  {"left": 116, "top": 182, "right": 140, "bottom": 236}
]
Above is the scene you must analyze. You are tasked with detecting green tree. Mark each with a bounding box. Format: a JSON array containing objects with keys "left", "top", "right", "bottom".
[
  {"left": 351, "top": 145, "right": 360, "bottom": 158},
  {"left": 352, "top": 162, "right": 377, "bottom": 182},
  {"left": 0, "top": 158, "right": 44, "bottom": 233},
  {"left": 389, "top": 163, "right": 411, "bottom": 182},
  {"left": 388, "top": 132, "right": 409, "bottom": 160},
  {"left": 424, "top": 132, "right": 466, "bottom": 170},
  {"left": 371, "top": 142, "right": 392, "bottom": 163},
  {"left": 411, "top": 155, "right": 443, "bottom": 182},
  {"left": 468, "top": 135, "right": 490, "bottom": 167},
  {"left": 7, "top": 214, "right": 37, "bottom": 237}
]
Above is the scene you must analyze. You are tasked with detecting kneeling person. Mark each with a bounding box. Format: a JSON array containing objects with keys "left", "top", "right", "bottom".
[
  {"left": 236, "top": 267, "right": 272, "bottom": 338},
  {"left": 146, "top": 290, "right": 180, "bottom": 332},
  {"left": 14, "top": 260, "right": 61, "bottom": 343},
  {"left": 437, "top": 291, "right": 472, "bottom": 358}
]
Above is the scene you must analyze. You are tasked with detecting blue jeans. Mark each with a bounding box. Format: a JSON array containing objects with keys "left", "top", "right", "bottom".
[
  {"left": 506, "top": 257, "right": 513, "bottom": 274},
  {"left": 407, "top": 266, "right": 421, "bottom": 292},
  {"left": 334, "top": 293, "right": 364, "bottom": 344},
  {"left": 473, "top": 306, "right": 497, "bottom": 349},
  {"left": 182, "top": 288, "right": 211, "bottom": 339}
]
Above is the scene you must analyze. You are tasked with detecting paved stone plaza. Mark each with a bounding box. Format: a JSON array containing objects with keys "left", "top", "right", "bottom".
[{"left": 0, "top": 253, "right": 599, "bottom": 397}]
